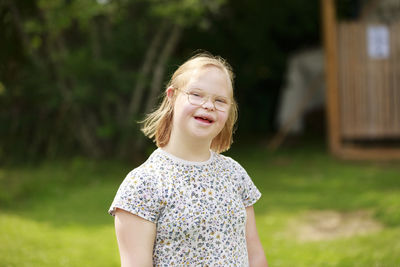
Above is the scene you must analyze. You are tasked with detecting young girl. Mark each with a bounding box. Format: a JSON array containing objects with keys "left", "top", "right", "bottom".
[{"left": 108, "top": 52, "right": 268, "bottom": 267}]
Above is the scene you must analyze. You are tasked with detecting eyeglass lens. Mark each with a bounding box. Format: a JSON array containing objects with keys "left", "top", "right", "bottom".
[{"left": 187, "top": 93, "right": 229, "bottom": 111}]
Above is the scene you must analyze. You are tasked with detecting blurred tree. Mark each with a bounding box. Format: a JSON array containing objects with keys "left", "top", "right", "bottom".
[{"left": 0, "top": 0, "right": 227, "bottom": 162}]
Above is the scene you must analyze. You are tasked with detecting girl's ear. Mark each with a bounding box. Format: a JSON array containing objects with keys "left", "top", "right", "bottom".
[{"left": 166, "top": 86, "right": 175, "bottom": 100}]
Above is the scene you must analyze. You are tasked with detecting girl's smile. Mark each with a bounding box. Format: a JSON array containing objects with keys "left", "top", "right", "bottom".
[{"left": 193, "top": 113, "right": 215, "bottom": 124}]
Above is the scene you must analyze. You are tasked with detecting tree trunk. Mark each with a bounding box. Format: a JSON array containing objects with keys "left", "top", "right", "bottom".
[
  {"left": 127, "top": 22, "right": 168, "bottom": 119},
  {"left": 117, "top": 22, "right": 169, "bottom": 158},
  {"left": 143, "top": 24, "right": 182, "bottom": 114},
  {"left": 37, "top": 6, "right": 102, "bottom": 157},
  {"left": 7, "top": 0, "right": 42, "bottom": 67},
  {"left": 134, "top": 24, "right": 182, "bottom": 155},
  {"left": 89, "top": 19, "right": 102, "bottom": 60}
]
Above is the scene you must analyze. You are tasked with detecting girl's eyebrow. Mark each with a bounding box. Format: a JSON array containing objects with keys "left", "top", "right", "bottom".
[
  {"left": 187, "top": 87, "right": 203, "bottom": 91},
  {"left": 187, "top": 87, "right": 230, "bottom": 99}
]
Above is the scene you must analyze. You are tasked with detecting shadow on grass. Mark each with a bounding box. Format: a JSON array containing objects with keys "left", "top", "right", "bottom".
[{"left": 0, "top": 158, "right": 133, "bottom": 227}]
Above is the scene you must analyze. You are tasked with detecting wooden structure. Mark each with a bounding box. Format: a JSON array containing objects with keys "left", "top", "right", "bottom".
[{"left": 322, "top": 0, "right": 400, "bottom": 160}]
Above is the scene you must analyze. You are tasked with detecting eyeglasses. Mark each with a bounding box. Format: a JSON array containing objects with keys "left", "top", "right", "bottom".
[{"left": 177, "top": 89, "right": 232, "bottom": 112}]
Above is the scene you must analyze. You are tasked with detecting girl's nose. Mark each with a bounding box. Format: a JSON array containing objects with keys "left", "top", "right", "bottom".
[{"left": 201, "top": 97, "right": 215, "bottom": 110}]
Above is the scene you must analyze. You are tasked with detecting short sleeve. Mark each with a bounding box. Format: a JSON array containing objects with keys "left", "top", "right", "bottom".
[
  {"left": 108, "top": 170, "right": 162, "bottom": 223},
  {"left": 232, "top": 160, "right": 262, "bottom": 207}
]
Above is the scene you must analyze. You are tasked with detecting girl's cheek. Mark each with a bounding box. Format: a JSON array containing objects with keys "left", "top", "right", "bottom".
[
  {"left": 174, "top": 97, "right": 192, "bottom": 117},
  {"left": 218, "top": 112, "right": 229, "bottom": 125},
  {"left": 181, "top": 104, "right": 196, "bottom": 117}
]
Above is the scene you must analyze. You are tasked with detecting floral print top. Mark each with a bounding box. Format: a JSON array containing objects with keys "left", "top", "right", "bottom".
[{"left": 108, "top": 148, "right": 261, "bottom": 266}]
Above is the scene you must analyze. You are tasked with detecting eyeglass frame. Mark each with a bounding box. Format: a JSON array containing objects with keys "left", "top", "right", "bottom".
[{"left": 175, "top": 88, "right": 232, "bottom": 112}]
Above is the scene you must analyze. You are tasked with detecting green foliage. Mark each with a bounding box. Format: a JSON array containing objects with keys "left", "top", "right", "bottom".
[
  {"left": 1, "top": 0, "right": 234, "bottom": 162},
  {"left": 148, "top": 0, "right": 225, "bottom": 25}
]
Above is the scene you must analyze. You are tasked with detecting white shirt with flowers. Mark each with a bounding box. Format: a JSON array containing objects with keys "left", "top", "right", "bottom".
[{"left": 108, "top": 148, "right": 261, "bottom": 266}]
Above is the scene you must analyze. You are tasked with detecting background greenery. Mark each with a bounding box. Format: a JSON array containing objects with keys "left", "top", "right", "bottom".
[
  {"left": 0, "top": 0, "right": 333, "bottom": 162},
  {"left": 1, "top": 140, "right": 400, "bottom": 266}
]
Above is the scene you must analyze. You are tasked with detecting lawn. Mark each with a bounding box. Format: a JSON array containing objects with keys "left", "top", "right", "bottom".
[{"left": 1, "top": 140, "right": 400, "bottom": 266}]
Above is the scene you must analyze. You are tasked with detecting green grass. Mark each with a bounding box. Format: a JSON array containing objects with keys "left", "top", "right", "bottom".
[{"left": 1, "top": 140, "right": 400, "bottom": 266}]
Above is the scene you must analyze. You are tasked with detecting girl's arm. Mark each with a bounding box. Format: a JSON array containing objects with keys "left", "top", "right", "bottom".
[
  {"left": 114, "top": 208, "right": 156, "bottom": 267},
  {"left": 246, "top": 206, "right": 268, "bottom": 267}
]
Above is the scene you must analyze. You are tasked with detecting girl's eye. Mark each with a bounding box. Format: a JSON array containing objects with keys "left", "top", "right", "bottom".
[
  {"left": 190, "top": 92, "right": 203, "bottom": 98},
  {"left": 216, "top": 98, "right": 228, "bottom": 104}
]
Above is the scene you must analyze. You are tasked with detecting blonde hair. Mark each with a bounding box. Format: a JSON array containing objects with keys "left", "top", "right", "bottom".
[{"left": 141, "top": 52, "right": 238, "bottom": 153}]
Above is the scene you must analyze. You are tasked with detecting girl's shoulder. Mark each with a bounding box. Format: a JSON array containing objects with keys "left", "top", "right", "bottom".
[
  {"left": 125, "top": 149, "right": 168, "bottom": 177},
  {"left": 123, "top": 148, "right": 193, "bottom": 183},
  {"left": 214, "top": 152, "right": 246, "bottom": 171}
]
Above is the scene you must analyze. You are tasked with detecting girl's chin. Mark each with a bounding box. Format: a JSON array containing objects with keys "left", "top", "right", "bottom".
[{"left": 189, "top": 130, "right": 220, "bottom": 142}]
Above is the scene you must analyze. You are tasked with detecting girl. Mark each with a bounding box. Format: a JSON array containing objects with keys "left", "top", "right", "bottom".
[{"left": 108, "top": 52, "right": 268, "bottom": 267}]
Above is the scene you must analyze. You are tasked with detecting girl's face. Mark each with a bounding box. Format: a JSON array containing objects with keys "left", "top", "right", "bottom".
[{"left": 169, "top": 66, "right": 231, "bottom": 144}]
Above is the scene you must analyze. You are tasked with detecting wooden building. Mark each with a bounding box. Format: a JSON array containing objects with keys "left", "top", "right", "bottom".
[{"left": 322, "top": 0, "right": 400, "bottom": 160}]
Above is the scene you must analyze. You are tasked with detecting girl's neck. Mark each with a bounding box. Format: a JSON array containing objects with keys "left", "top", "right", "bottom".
[{"left": 162, "top": 134, "right": 212, "bottom": 162}]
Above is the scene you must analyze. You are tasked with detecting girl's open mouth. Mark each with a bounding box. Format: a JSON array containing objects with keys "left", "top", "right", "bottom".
[{"left": 194, "top": 116, "right": 214, "bottom": 123}]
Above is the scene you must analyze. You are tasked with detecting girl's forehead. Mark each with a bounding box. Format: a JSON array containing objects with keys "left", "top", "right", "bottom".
[
  {"left": 190, "top": 65, "right": 226, "bottom": 78},
  {"left": 185, "top": 66, "right": 233, "bottom": 96}
]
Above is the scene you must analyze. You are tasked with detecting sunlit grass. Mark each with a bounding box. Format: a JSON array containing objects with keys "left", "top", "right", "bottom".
[
  {"left": 0, "top": 159, "right": 126, "bottom": 266},
  {"left": 1, "top": 140, "right": 400, "bottom": 266},
  {"left": 0, "top": 213, "right": 119, "bottom": 267}
]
